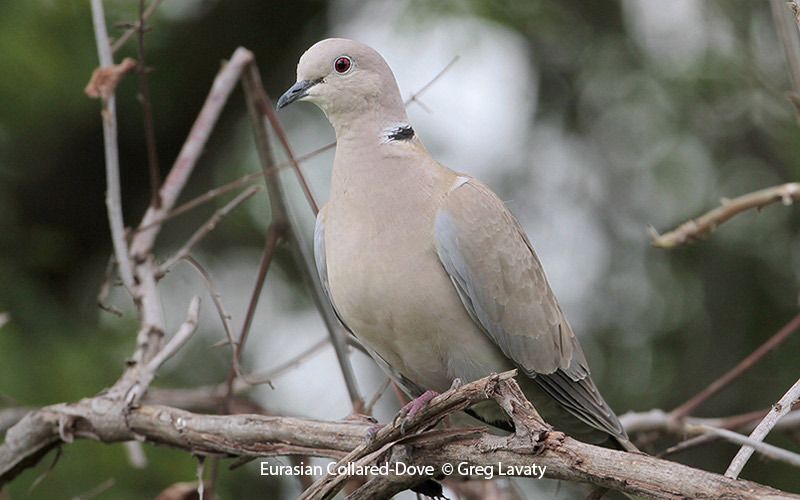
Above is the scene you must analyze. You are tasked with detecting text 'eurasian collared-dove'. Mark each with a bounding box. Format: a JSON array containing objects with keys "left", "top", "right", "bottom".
[{"left": 277, "top": 38, "right": 636, "bottom": 452}]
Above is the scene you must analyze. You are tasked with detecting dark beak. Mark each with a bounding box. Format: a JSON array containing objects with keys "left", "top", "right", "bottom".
[{"left": 276, "top": 79, "right": 318, "bottom": 109}]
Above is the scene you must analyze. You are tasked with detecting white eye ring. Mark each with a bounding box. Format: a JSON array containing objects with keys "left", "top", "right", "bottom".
[{"left": 334, "top": 55, "right": 353, "bottom": 74}]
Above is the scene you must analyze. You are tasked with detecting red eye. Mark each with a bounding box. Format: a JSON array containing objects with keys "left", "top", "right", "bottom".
[{"left": 334, "top": 56, "right": 352, "bottom": 74}]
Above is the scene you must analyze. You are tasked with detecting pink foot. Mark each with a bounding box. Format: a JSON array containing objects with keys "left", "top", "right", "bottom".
[
  {"left": 395, "top": 389, "right": 439, "bottom": 433},
  {"left": 364, "top": 423, "right": 385, "bottom": 443}
]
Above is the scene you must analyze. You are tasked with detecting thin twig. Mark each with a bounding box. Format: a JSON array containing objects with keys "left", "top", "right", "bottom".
[
  {"left": 650, "top": 182, "right": 800, "bottom": 248},
  {"left": 97, "top": 255, "right": 123, "bottom": 316},
  {"left": 121, "top": 287, "right": 195, "bottom": 406},
  {"left": 72, "top": 478, "right": 116, "bottom": 500},
  {"left": 726, "top": 376, "right": 800, "bottom": 478},
  {"left": 622, "top": 406, "right": 800, "bottom": 436},
  {"left": 136, "top": 0, "right": 162, "bottom": 208},
  {"left": 405, "top": 55, "right": 459, "bottom": 109},
  {"left": 160, "top": 185, "right": 262, "bottom": 272},
  {"left": 258, "top": 92, "right": 319, "bottom": 215},
  {"left": 133, "top": 171, "right": 264, "bottom": 234},
  {"left": 671, "top": 311, "right": 800, "bottom": 418},
  {"left": 228, "top": 223, "right": 283, "bottom": 386},
  {"left": 688, "top": 424, "right": 800, "bottom": 470},
  {"left": 364, "top": 377, "right": 392, "bottom": 415},
  {"left": 111, "top": 0, "right": 163, "bottom": 53},
  {"left": 132, "top": 142, "right": 333, "bottom": 235},
  {"left": 660, "top": 434, "right": 718, "bottom": 458},
  {"left": 196, "top": 456, "right": 205, "bottom": 500},
  {"left": 90, "top": 0, "right": 135, "bottom": 292},
  {"left": 179, "top": 255, "right": 253, "bottom": 388},
  {"left": 130, "top": 48, "right": 255, "bottom": 259},
  {"left": 243, "top": 337, "right": 330, "bottom": 385},
  {"left": 123, "top": 440, "right": 147, "bottom": 468},
  {"left": 145, "top": 296, "right": 201, "bottom": 373}
]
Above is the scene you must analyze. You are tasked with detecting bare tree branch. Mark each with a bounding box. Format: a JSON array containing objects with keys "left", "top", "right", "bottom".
[
  {"left": 690, "top": 424, "right": 800, "bottom": 469},
  {"left": 144, "top": 297, "right": 201, "bottom": 374},
  {"left": 726, "top": 376, "right": 800, "bottom": 478},
  {"left": 2, "top": 375, "right": 797, "bottom": 499},
  {"left": 89, "top": 0, "right": 135, "bottom": 292},
  {"left": 0, "top": 407, "right": 32, "bottom": 435},
  {"left": 650, "top": 182, "right": 800, "bottom": 248},
  {"left": 620, "top": 407, "right": 800, "bottom": 436}
]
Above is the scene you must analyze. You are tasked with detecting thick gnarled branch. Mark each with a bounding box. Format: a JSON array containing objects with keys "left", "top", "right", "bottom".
[{"left": 1, "top": 375, "right": 797, "bottom": 499}]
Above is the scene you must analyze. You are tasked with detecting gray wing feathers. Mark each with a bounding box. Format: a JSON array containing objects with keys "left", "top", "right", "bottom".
[
  {"left": 434, "top": 180, "right": 577, "bottom": 376},
  {"left": 434, "top": 179, "right": 626, "bottom": 439}
]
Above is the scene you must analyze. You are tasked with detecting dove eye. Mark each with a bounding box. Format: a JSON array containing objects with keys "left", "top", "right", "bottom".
[{"left": 334, "top": 56, "right": 352, "bottom": 74}]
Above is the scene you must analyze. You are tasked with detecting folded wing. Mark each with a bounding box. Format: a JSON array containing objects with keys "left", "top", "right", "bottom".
[{"left": 434, "top": 178, "right": 626, "bottom": 439}]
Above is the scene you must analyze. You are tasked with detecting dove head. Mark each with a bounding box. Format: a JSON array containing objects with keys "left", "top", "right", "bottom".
[{"left": 277, "top": 39, "right": 409, "bottom": 135}]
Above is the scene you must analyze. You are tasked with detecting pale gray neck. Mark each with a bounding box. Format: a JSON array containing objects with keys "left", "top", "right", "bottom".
[
  {"left": 329, "top": 109, "right": 429, "bottom": 203},
  {"left": 329, "top": 105, "right": 410, "bottom": 146}
]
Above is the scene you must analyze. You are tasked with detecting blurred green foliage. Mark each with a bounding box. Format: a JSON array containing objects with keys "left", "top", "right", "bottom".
[{"left": 1, "top": 0, "right": 800, "bottom": 497}]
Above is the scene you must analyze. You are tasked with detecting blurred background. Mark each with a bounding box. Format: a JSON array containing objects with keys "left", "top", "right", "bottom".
[{"left": 2, "top": 0, "right": 800, "bottom": 498}]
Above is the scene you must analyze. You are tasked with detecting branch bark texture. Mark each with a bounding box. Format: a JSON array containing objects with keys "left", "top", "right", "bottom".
[{"left": 2, "top": 375, "right": 797, "bottom": 499}]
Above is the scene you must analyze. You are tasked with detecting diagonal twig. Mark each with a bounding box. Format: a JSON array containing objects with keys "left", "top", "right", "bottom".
[
  {"left": 145, "top": 297, "right": 201, "bottom": 373},
  {"left": 160, "top": 185, "right": 262, "bottom": 272},
  {"left": 111, "top": 0, "right": 164, "bottom": 54},
  {"left": 257, "top": 93, "right": 319, "bottom": 215},
  {"left": 229, "top": 223, "right": 283, "bottom": 386},
  {"left": 726, "top": 376, "right": 800, "bottom": 478},
  {"left": 405, "top": 55, "right": 459, "bottom": 110},
  {"left": 133, "top": 171, "right": 264, "bottom": 234},
  {"left": 671, "top": 312, "right": 800, "bottom": 419}
]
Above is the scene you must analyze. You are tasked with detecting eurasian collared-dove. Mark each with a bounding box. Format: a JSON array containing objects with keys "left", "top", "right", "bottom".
[{"left": 277, "top": 38, "right": 635, "bottom": 451}]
